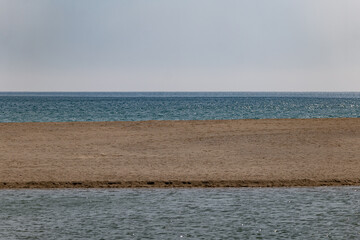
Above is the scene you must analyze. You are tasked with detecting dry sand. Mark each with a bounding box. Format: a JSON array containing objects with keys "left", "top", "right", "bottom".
[{"left": 1, "top": 118, "right": 360, "bottom": 188}]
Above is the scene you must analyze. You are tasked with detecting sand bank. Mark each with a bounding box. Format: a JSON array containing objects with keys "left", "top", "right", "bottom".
[{"left": 1, "top": 118, "right": 360, "bottom": 188}]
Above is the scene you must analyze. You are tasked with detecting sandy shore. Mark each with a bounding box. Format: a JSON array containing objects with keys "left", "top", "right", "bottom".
[{"left": 1, "top": 118, "right": 360, "bottom": 188}]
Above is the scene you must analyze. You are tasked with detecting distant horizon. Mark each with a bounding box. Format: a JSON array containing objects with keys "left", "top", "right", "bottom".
[{"left": 1, "top": 91, "right": 360, "bottom": 93}]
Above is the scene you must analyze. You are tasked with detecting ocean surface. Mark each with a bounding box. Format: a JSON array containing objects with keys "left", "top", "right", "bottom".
[
  {"left": 0, "top": 187, "right": 359, "bottom": 239},
  {"left": 1, "top": 92, "right": 360, "bottom": 122}
]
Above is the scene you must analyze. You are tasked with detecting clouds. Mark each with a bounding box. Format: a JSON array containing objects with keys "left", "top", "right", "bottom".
[{"left": 1, "top": 0, "right": 360, "bottom": 91}]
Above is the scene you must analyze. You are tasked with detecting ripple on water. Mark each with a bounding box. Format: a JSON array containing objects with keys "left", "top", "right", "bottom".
[
  {"left": 0, "top": 187, "right": 359, "bottom": 239},
  {"left": 1, "top": 93, "right": 360, "bottom": 122}
]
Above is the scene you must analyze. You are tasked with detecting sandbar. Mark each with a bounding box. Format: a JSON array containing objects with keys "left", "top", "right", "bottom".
[{"left": 1, "top": 118, "right": 360, "bottom": 188}]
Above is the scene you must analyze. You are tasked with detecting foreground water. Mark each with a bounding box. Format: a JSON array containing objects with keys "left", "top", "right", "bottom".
[
  {"left": 0, "top": 187, "right": 359, "bottom": 239},
  {"left": 1, "top": 92, "right": 360, "bottom": 122}
]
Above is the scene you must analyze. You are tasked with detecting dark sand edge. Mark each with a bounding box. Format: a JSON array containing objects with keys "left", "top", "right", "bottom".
[{"left": 1, "top": 179, "right": 360, "bottom": 189}]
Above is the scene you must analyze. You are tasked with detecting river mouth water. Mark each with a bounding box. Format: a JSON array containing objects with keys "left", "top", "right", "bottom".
[{"left": 1, "top": 187, "right": 359, "bottom": 239}]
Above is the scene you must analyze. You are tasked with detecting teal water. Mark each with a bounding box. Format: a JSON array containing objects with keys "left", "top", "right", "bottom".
[
  {"left": 0, "top": 187, "right": 359, "bottom": 239},
  {"left": 1, "top": 92, "right": 360, "bottom": 122}
]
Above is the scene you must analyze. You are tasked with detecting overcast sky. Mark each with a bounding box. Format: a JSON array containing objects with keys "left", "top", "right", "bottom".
[{"left": 1, "top": 0, "right": 360, "bottom": 91}]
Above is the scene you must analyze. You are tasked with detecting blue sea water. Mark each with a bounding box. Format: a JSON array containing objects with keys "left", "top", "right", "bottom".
[
  {"left": 1, "top": 92, "right": 360, "bottom": 122},
  {"left": 0, "top": 187, "right": 359, "bottom": 239}
]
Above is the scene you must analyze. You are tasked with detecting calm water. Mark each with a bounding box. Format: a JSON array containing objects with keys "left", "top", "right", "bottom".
[
  {"left": 0, "top": 187, "right": 359, "bottom": 239},
  {"left": 1, "top": 92, "right": 360, "bottom": 122}
]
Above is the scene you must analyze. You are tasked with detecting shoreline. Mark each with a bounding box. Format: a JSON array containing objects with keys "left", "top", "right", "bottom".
[
  {"left": 1, "top": 118, "right": 360, "bottom": 189},
  {"left": 1, "top": 179, "right": 360, "bottom": 189}
]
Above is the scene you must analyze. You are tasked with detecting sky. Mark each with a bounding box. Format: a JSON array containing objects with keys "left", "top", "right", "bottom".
[{"left": 1, "top": 0, "right": 360, "bottom": 91}]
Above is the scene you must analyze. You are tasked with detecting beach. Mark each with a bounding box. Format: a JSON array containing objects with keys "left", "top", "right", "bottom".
[{"left": 1, "top": 118, "right": 359, "bottom": 188}]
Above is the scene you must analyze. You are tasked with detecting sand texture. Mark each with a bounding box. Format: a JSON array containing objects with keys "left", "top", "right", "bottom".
[{"left": 1, "top": 118, "right": 360, "bottom": 188}]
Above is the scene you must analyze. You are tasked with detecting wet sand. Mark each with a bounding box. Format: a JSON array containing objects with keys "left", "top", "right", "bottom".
[{"left": 1, "top": 118, "right": 360, "bottom": 188}]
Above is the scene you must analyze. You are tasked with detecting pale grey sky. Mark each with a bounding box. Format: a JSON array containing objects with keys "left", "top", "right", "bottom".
[{"left": 1, "top": 0, "right": 360, "bottom": 91}]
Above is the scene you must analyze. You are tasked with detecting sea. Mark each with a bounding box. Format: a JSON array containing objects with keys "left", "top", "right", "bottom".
[
  {"left": 1, "top": 92, "right": 360, "bottom": 122},
  {"left": 1, "top": 92, "right": 360, "bottom": 239},
  {"left": 0, "top": 188, "right": 359, "bottom": 239}
]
